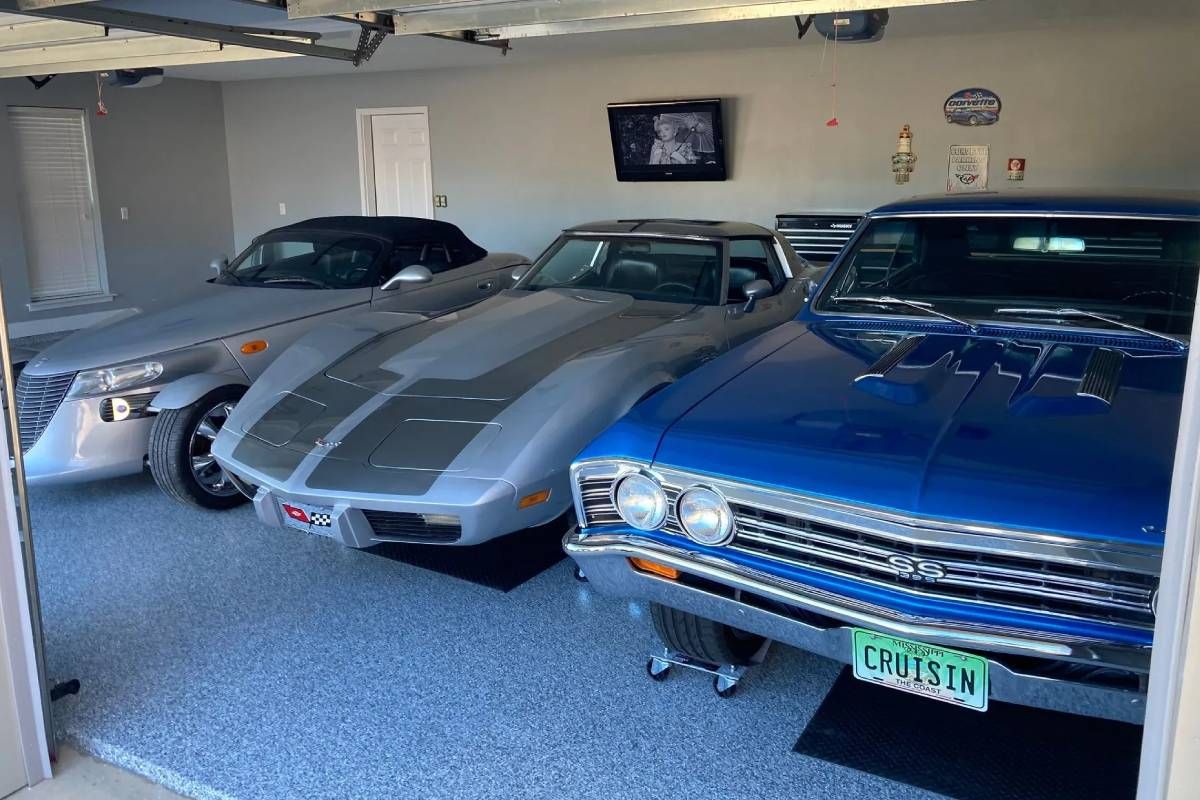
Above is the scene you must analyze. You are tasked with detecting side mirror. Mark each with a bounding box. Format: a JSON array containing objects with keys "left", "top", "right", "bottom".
[
  {"left": 511, "top": 263, "right": 531, "bottom": 284},
  {"left": 799, "top": 277, "right": 817, "bottom": 304},
  {"left": 210, "top": 256, "right": 228, "bottom": 273},
  {"left": 381, "top": 264, "right": 434, "bottom": 291},
  {"left": 742, "top": 279, "right": 773, "bottom": 312}
]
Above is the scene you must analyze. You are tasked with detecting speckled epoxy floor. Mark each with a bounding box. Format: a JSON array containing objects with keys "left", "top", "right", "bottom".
[{"left": 30, "top": 473, "right": 941, "bottom": 800}]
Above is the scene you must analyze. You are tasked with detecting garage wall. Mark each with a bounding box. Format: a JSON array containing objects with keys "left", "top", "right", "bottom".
[
  {"left": 0, "top": 76, "right": 235, "bottom": 335},
  {"left": 221, "top": 7, "right": 1199, "bottom": 258}
]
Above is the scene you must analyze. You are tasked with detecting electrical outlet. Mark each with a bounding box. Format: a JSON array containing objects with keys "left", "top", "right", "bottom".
[
  {"left": 434, "top": 195, "right": 448, "bottom": 208},
  {"left": 278, "top": 202, "right": 287, "bottom": 215},
  {"left": 119, "top": 207, "right": 129, "bottom": 221}
]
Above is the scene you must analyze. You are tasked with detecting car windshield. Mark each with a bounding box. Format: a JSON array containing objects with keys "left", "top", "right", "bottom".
[
  {"left": 522, "top": 236, "right": 722, "bottom": 304},
  {"left": 816, "top": 215, "right": 1200, "bottom": 337},
  {"left": 216, "top": 232, "right": 382, "bottom": 289}
]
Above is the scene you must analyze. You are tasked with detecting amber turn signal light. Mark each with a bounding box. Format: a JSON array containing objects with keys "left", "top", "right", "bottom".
[
  {"left": 240, "top": 340, "right": 269, "bottom": 355},
  {"left": 518, "top": 488, "right": 551, "bottom": 509},
  {"left": 629, "top": 558, "right": 679, "bottom": 580}
]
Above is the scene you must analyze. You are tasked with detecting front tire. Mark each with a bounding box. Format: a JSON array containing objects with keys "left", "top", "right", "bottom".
[
  {"left": 650, "top": 603, "right": 765, "bottom": 666},
  {"left": 149, "top": 385, "right": 247, "bottom": 510}
]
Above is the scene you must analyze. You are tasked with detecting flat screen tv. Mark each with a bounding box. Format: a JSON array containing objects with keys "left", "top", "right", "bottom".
[{"left": 607, "top": 99, "right": 727, "bottom": 182}]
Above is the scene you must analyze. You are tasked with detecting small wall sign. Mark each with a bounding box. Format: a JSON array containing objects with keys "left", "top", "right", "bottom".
[
  {"left": 947, "top": 144, "right": 989, "bottom": 193},
  {"left": 944, "top": 88, "right": 1001, "bottom": 126},
  {"left": 1007, "top": 157, "right": 1026, "bottom": 181}
]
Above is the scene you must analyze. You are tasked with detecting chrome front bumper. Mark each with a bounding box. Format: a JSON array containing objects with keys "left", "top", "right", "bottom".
[
  {"left": 566, "top": 530, "right": 1150, "bottom": 724},
  {"left": 23, "top": 398, "right": 152, "bottom": 486}
]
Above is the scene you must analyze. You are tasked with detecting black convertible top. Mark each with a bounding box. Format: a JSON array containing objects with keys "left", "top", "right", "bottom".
[{"left": 274, "top": 216, "right": 487, "bottom": 261}]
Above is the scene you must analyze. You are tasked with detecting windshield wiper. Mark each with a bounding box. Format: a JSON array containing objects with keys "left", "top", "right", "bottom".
[
  {"left": 829, "top": 295, "right": 977, "bottom": 332},
  {"left": 994, "top": 307, "right": 1187, "bottom": 349},
  {"left": 263, "top": 276, "right": 331, "bottom": 289}
]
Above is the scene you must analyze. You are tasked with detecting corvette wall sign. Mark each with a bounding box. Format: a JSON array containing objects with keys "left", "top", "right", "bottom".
[
  {"left": 946, "top": 144, "right": 989, "bottom": 193},
  {"left": 944, "top": 88, "right": 1001, "bottom": 126}
]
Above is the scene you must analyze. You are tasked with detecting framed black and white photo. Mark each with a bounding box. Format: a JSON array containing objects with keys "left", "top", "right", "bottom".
[{"left": 607, "top": 99, "right": 727, "bottom": 182}]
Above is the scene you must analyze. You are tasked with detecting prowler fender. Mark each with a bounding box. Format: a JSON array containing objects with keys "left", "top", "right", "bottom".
[{"left": 149, "top": 372, "right": 250, "bottom": 411}]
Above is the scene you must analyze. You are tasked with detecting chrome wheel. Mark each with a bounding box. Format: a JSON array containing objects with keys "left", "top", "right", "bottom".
[{"left": 189, "top": 400, "right": 238, "bottom": 497}]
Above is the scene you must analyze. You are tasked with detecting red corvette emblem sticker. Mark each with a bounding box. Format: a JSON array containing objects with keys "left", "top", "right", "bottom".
[{"left": 282, "top": 504, "right": 309, "bottom": 524}]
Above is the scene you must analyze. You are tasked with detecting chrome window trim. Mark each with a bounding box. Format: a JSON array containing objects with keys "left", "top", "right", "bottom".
[
  {"left": 868, "top": 211, "right": 1200, "bottom": 222},
  {"left": 565, "top": 231, "right": 725, "bottom": 243},
  {"left": 573, "top": 458, "right": 1162, "bottom": 574}
]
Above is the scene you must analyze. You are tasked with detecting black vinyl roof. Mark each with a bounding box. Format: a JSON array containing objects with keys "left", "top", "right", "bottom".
[
  {"left": 565, "top": 219, "right": 775, "bottom": 238},
  {"left": 270, "top": 216, "right": 487, "bottom": 258}
]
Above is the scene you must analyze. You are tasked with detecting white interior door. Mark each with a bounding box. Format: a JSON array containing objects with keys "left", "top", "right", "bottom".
[
  {"left": 8, "top": 107, "right": 108, "bottom": 304},
  {"left": 365, "top": 111, "right": 433, "bottom": 219}
]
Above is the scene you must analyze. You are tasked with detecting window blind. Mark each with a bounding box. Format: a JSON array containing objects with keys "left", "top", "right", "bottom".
[{"left": 8, "top": 106, "right": 106, "bottom": 302}]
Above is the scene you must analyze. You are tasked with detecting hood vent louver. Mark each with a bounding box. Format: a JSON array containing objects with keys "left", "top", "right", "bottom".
[
  {"left": 1077, "top": 348, "right": 1124, "bottom": 405},
  {"left": 855, "top": 335, "right": 925, "bottom": 382}
]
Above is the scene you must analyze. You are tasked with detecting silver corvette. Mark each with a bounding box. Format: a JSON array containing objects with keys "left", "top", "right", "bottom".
[
  {"left": 213, "top": 220, "right": 817, "bottom": 546},
  {"left": 16, "top": 216, "right": 527, "bottom": 508}
]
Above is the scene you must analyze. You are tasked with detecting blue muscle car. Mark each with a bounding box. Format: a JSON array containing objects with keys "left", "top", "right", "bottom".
[{"left": 565, "top": 191, "right": 1200, "bottom": 722}]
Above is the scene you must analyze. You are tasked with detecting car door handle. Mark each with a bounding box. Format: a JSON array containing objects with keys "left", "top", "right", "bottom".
[{"left": 477, "top": 280, "right": 495, "bottom": 291}]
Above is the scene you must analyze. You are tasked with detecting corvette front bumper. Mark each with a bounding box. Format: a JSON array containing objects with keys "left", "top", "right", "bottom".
[
  {"left": 230, "top": 470, "right": 568, "bottom": 547},
  {"left": 566, "top": 528, "right": 1151, "bottom": 724}
]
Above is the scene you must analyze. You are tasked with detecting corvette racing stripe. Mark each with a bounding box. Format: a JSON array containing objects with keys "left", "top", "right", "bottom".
[{"left": 300, "top": 307, "right": 673, "bottom": 495}]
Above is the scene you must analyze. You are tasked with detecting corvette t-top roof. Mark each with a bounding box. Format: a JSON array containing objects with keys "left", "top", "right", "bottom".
[
  {"left": 871, "top": 191, "right": 1200, "bottom": 219},
  {"left": 272, "top": 216, "right": 488, "bottom": 259},
  {"left": 566, "top": 219, "right": 775, "bottom": 238}
]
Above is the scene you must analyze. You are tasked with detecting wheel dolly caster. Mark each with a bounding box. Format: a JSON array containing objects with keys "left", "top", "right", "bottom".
[
  {"left": 646, "top": 656, "right": 671, "bottom": 682},
  {"left": 642, "top": 645, "right": 770, "bottom": 698},
  {"left": 572, "top": 564, "right": 588, "bottom": 583}
]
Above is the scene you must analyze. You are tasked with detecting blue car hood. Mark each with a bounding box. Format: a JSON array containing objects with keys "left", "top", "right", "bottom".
[{"left": 651, "top": 322, "right": 1185, "bottom": 547}]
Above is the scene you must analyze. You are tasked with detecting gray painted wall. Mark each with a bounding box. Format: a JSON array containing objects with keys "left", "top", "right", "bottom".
[
  {"left": 0, "top": 75, "right": 234, "bottom": 329},
  {"left": 222, "top": 9, "right": 1200, "bottom": 258}
]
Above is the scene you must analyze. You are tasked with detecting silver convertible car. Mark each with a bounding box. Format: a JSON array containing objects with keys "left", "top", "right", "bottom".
[
  {"left": 16, "top": 217, "right": 527, "bottom": 508},
  {"left": 212, "top": 220, "right": 817, "bottom": 546}
]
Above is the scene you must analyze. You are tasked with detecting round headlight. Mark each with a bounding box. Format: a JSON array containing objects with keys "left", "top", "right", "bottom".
[
  {"left": 677, "top": 487, "right": 733, "bottom": 546},
  {"left": 613, "top": 473, "right": 668, "bottom": 531}
]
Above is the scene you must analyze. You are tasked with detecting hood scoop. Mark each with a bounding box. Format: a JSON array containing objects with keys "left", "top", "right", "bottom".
[
  {"left": 855, "top": 335, "right": 926, "bottom": 382},
  {"left": 1077, "top": 348, "right": 1125, "bottom": 405}
]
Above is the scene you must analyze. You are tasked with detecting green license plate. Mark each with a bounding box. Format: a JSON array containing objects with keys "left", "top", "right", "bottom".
[{"left": 851, "top": 629, "right": 989, "bottom": 711}]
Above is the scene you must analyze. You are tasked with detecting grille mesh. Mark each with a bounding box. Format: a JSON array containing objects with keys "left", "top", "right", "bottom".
[
  {"left": 362, "top": 510, "right": 461, "bottom": 543},
  {"left": 14, "top": 371, "right": 75, "bottom": 452},
  {"left": 578, "top": 473, "right": 1155, "bottom": 629}
]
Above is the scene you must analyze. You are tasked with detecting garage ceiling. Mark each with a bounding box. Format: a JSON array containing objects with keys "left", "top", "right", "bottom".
[
  {"left": 0, "top": 0, "right": 983, "bottom": 79},
  {"left": 0, "top": 0, "right": 1173, "bottom": 83}
]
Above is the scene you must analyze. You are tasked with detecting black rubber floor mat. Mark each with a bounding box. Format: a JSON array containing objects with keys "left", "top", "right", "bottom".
[
  {"left": 363, "top": 515, "right": 568, "bottom": 592},
  {"left": 794, "top": 669, "right": 1141, "bottom": 800}
]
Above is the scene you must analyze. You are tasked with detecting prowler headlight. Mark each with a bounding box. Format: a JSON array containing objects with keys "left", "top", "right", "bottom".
[
  {"left": 67, "top": 362, "right": 163, "bottom": 399},
  {"left": 613, "top": 472, "right": 668, "bottom": 531},
  {"left": 677, "top": 486, "right": 734, "bottom": 546}
]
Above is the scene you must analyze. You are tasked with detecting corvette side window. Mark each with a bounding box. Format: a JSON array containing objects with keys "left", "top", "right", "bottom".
[{"left": 728, "top": 239, "right": 784, "bottom": 301}]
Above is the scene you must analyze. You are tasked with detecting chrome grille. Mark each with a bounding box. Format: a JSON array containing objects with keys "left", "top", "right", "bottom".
[
  {"left": 577, "top": 470, "right": 1156, "bottom": 629},
  {"left": 14, "top": 371, "right": 75, "bottom": 452}
]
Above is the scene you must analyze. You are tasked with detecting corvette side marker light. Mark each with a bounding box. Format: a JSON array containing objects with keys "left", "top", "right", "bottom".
[
  {"left": 629, "top": 558, "right": 679, "bottom": 580},
  {"left": 518, "top": 489, "right": 551, "bottom": 509},
  {"left": 241, "top": 340, "right": 269, "bottom": 354}
]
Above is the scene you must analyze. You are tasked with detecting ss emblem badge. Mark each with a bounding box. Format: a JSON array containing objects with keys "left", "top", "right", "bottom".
[{"left": 886, "top": 554, "right": 947, "bottom": 582}]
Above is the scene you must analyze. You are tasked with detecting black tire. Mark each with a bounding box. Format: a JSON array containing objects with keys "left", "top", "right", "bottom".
[
  {"left": 149, "top": 385, "right": 247, "bottom": 510},
  {"left": 650, "top": 603, "right": 765, "bottom": 666}
]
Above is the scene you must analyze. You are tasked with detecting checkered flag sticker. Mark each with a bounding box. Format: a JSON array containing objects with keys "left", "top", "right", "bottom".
[{"left": 310, "top": 512, "right": 332, "bottom": 527}]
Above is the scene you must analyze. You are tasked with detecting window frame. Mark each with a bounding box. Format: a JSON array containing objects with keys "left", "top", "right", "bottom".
[{"left": 9, "top": 106, "right": 112, "bottom": 311}]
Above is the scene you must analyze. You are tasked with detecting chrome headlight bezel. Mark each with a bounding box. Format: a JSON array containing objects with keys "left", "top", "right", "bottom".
[
  {"left": 612, "top": 472, "right": 669, "bottom": 531},
  {"left": 676, "top": 486, "right": 734, "bottom": 546},
  {"left": 66, "top": 361, "right": 164, "bottom": 399}
]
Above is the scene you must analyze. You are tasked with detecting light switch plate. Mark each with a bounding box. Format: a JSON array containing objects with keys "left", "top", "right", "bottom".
[
  {"left": 278, "top": 202, "right": 287, "bottom": 215},
  {"left": 119, "top": 207, "right": 129, "bottom": 221}
]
